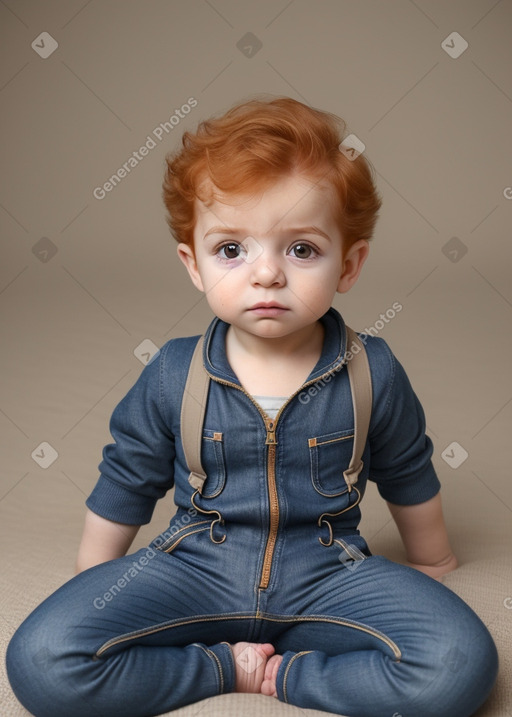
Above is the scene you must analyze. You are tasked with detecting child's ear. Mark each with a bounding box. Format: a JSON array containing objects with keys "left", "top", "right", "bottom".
[
  {"left": 177, "top": 243, "right": 205, "bottom": 292},
  {"left": 337, "top": 239, "right": 370, "bottom": 294}
]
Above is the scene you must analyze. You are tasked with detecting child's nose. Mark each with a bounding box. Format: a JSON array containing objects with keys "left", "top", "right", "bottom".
[{"left": 248, "top": 249, "right": 286, "bottom": 287}]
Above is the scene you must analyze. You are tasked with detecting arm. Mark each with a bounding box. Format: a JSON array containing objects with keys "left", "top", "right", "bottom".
[
  {"left": 386, "top": 492, "right": 458, "bottom": 580},
  {"left": 80, "top": 342, "right": 178, "bottom": 572},
  {"left": 75, "top": 508, "right": 141, "bottom": 574}
]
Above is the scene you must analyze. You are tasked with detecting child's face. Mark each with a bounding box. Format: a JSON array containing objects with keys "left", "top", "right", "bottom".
[{"left": 178, "top": 173, "right": 367, "bottom": 340}]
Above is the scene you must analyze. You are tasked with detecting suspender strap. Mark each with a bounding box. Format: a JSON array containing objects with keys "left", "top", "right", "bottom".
[
  {"left": 180, "top": 336, "right": 209, "bottom": 492},
  {"left": 343, "top": 327, "right": 373, "bottom": 488},
  {"left": 181, "top": 327, "right": 373, "bottom": 494}
]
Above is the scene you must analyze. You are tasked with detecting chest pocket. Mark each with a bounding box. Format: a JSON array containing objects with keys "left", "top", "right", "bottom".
[
  {"left": 200, "top": 429, "right": 226, "bottom": 497},
  {"left": 308, "top": 429, "right": 354, "bottom": 497}
]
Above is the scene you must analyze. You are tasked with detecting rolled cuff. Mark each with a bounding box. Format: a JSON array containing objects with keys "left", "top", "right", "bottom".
[
  {"left": 86, "top": 475, "right": 158, "bottom": 525},
  {"left": 374, "top": 464, "right": 441, "bottom": 506}
]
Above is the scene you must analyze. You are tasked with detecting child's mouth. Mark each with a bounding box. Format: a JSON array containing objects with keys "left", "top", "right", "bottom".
[{"left": 248, "top": 303, "right": 289, "bottom": 316}]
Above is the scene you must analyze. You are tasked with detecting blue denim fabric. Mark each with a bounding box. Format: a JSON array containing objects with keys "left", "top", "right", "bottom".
[
  {"left": 87, "top": 307, "right": 442, "bottom": 526},
  {"left": 6, "top": 309, "right": 498, "bottom": 716}
]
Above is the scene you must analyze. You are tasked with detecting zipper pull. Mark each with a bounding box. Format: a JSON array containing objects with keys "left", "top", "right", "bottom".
[{"left": 265, "top": 419, "right": 277, "bottom": 445}]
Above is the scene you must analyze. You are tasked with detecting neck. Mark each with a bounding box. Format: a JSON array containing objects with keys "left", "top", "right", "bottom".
[{"left": 226, "top": 321, "right": 324, "bottom": 364}]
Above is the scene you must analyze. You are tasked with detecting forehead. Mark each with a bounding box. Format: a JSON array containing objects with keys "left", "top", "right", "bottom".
[{"left": 194, "top": 174, "right": 338, "bottom": 235}]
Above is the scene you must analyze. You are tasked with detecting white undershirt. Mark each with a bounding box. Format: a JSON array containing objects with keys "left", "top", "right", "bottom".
[{"left": 252, "top": 395, "right": 288, "bottom": 420}]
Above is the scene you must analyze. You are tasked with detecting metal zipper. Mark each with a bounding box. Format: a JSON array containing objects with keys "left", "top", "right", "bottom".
[
  {"left": 259, "top": 417, "right": 278, "bottom": 589},
  {"left": 206, "top": 359, "right": 347, "bottom": 591}
]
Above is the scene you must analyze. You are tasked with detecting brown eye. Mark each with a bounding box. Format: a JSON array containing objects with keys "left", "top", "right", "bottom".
[
  {"left": 219, "top": 243, "right": 241, "bottom": 259},
  {"left": 291, "top": 244, "right": 313, "bottom": 259}
]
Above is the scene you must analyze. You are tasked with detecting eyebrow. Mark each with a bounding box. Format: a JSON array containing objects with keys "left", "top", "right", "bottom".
[{"left": 203, "top": 225, "right": 331, "bottom": 241}]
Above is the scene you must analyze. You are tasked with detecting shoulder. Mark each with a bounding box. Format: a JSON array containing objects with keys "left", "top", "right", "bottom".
[
  {"left": 352, "top": 332, "right": 415, "bottom": 419},
  {"left": 120, "top": 334, "right": 203, "bottom": 421},
  {"left": 156, "top": 334, "right": 203, "bottom": 384},
  {"left": 158, "top": 334, "right": 202, "bottom": 362},
  {"left": 133, "top": 334, "right": 201, "bottom": 375},
  {"left": 128, "top": 334, "right": 203, "bottom": 397},
  {"left": 354, "top": 332, "right": 397, "bottom": 385},
  {"left": 155, "top": 334, "right": 201, "bottom": 393}
]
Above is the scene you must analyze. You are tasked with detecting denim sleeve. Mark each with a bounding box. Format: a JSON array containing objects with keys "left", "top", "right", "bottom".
[
  {"left": 366, "top": 337, "right": 441, "bottom": 505},
  {"left": 86, "top": 350, "right": 175, "bottom": 525}
]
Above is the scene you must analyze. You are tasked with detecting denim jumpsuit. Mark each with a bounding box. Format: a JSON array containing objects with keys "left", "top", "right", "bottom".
[{"left": 6, "top": 309, "right": 498, "bottom": 717}]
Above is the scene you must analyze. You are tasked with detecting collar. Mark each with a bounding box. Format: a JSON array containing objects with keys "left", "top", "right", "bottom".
[{"left": 203, "top": 307, "right": 348, "bottom": 386}]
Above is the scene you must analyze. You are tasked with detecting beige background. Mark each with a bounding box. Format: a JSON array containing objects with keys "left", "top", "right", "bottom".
[{"left": 1, "top": 1, "right": 511, "bottom": 709}]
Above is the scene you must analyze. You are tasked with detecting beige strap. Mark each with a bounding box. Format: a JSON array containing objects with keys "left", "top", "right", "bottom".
[
  {"left": 180, "top": 327, "right": 373, "bottom": 494},
  {"left": 180, "top": 336, "right": 209, "bottom": 493},
  {"left": 343, "top": 327, "right": 373, "bottom": 488}
]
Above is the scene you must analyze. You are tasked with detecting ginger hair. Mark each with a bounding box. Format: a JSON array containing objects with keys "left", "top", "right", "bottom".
[{"left": 162, "top": 96, "right": 381, "bottom": 250}]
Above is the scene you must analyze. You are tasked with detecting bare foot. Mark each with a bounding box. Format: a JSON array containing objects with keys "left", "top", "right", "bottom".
[
  {"left": 261, "top": 654, "right": 283, "bottom": 697},
  {"left": 230, "top": 642, "right": 276, "bottom": 693}
]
